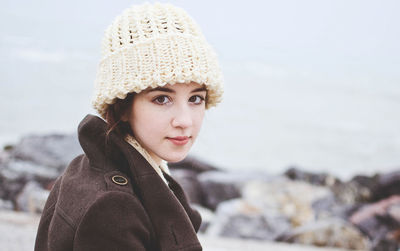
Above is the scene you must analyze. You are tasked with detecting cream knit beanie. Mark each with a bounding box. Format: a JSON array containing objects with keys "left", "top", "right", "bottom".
[{"left": 92, "top": 2, "right": 224, "bottom": 118}]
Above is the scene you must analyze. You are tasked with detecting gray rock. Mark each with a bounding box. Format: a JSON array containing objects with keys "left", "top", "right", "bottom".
[
  {"left": 387, "top": 203, "right": 400, "bottom": 223},
  {"left": 1, "top": 159, "right": 59, "bottom": 181},
  {"left": 205, "top": 199, "right": 291, "bottom": 241},
  {"left": 277, "top": 218, "right": 369, "bottom": 250},
  {"left": 242, "top": 179, "right": 331, "bottom": 227},
  {"left": 370, "top": 238, "right": 399, "bottom": 251},
  {"left": 169, "top": 169, "right": 203, "bottom": 204},
  {"left": 15, "top": 181, "right": 49, "bottom": 213},
  {"left": 10, "top": 134, "right": 82, "bottom": 172},
  {"left": 375, "top": 170, "right": 400, "bottom": 201},
  {"left": 350, "top": 195, "right": 400, "bottom": 249},
  {"left": 0, "top": 147, "right": 12, "bottom": 165},
  {"left": 0, "top": 160, "right": 57, "bottom": 206},
  {"left": 0, "top": 133, "right": 81, "bottom": 207},
  {"left": 330, "top": 170, "right": 400, "bottom": 205},
  {"left": 197, "top": 169, "right": 273, "bottom": 210},
  {"left": 284, "top": 166, "right": 341, "bottom": 187},
  {"left": 191, "top": 204, "right": 216, "bottom": 233},
  {"left": 0, "top": 173, "right": 26, "bottom": 206},
  {"left": 312, "top": 195, "right": 358, "bottom": 220},
  {"left": 332, "top": 175, "right": 379, "bottom": 204}
]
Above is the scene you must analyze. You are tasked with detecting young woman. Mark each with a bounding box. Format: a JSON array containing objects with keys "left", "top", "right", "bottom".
[{"left": 34, "top": 2, "right": 223, "bottom": 251}]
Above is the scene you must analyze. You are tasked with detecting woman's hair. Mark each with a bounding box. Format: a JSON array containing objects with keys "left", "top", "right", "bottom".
[{"left": 105, "top": 92, "right": 135, "bottom": 138}]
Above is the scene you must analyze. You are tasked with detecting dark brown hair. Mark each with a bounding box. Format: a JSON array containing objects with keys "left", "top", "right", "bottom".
[{"left": 105, "top": 92, "right": 135, "bottom": 138}]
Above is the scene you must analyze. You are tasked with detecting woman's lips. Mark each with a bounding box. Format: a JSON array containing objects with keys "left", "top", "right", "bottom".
[{"left": 167, "top": 136, "right": 190, "bottom": 146}]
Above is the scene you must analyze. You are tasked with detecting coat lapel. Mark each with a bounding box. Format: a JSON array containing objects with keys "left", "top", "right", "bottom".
[
  {"left": 112, "top": 132, "right": 202, "bottom": 251},
  {"left": 163, "top": 171, "right": 202, "bottom": 233},
  {"left": 79, "top": 115, "right": 202, "bottom": 251}
]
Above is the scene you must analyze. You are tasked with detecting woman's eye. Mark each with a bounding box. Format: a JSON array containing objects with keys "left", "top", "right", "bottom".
[
  {"left": 153, "top": 95, "right": 171, "bottom": 105},
  {"left": 189, "top": 95, "right": 205, "bottom": 105}
]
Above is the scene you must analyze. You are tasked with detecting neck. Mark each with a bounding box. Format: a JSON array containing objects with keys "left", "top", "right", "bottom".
[
  {"left": 125, "top": 135, "right": 163, "bottom": 169},
  {"left": 149, "top": 152, "right": 162, "bottom": 166}
]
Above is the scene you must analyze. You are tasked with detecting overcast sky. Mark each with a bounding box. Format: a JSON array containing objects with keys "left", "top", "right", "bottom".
[
  {"left": 2, "top": 0, "right": 399, "bottom": 70},
  {"left": 1, "top": 0, "right": 400, "bottom": 177}
]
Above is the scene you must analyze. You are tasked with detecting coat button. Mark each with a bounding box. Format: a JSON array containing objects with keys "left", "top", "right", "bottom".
[{"left": 111, "top": 175, "right": 128, "bottom": 186}]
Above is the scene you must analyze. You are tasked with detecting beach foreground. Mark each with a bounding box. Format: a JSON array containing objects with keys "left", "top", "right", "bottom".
[{"left": 0, "top": 210, "right": 352, "bottom": 251}]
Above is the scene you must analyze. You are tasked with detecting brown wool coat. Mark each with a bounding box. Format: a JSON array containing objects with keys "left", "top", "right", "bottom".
[{"left": 34, "top": 115, "right": 202, "bottom": 251}]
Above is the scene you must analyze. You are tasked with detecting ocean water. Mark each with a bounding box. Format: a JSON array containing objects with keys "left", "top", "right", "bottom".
[
  {"left": 1, "top": 57, "right": 399, "bottom": 180},
  {"left": 1, "top": 0, "right": 400, "bottom": 180},
  {"left": 192, "top": 61, "right": 400, "bottom": 179}
]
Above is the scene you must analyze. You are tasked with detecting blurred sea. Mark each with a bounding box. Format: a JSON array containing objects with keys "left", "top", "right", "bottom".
[
  {"left": 1, "top": 56, "right": 399, "bottom": 180},
  {"left": 1, "top": 0, "right": 400, "bottom": 180}
]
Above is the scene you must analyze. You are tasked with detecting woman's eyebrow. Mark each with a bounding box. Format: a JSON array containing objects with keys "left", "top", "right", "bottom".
[
  {"left": 146, "top": 87, "right": 175, "bottom": 93},
  {"left": 146, "top": 86, "right": 207, "bottom": 93},
  {"left": 191, "top": 87, "right": 207, "bottom": 93}
]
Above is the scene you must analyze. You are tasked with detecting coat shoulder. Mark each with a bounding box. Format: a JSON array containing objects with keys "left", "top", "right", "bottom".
[
  {"left": 48, "top": 154, "right": 139, "bottom": 229},
  {"left": 35, "top": 155, "right": 153, "bottom": 251}
]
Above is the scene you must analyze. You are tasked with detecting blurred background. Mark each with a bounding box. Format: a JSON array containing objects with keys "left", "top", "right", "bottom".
[
  {"left": 1, "top": 0, "right": 400, "bottom": 179},
  {"left": 1, "top": 1, "right": 400, "bottom": 250}
]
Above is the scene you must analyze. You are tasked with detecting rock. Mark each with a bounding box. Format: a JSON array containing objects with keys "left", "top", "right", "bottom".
[
  {"left": 242, "top": 179, "right": 331, "bottom": 227},
  {"left": 331, "top": 170, "right": 400, "bottom": 205},
  {"left": 350, "top": 195, "right": 400, "bottom": 251},
  {"left": 205, "top": 198, "right": 291, "bottom": 241},
  {"left": 15, "top": 181, "right": 49, "bottom": 213},
  {"left": 168, "top": 156, "right": 219, "bottom": 173},
  {"left": 332, "top": 174, "right": 380, "bottom": 204},
  {"left": 0, "top": 172, "right": 27, "bottom": 207},
  {"left": 0, "top": 146, "right": 12, "bottom": 164},
  {"left": 0, "top": 133, "right": 81, "bottom": 206},
  {"left": 169, "top": 169, "right": 203, "bottom": 204},
  {"left": 1, "top": 159, "right": 59, "bottom": 181},
  {"left": 387, "top": 229, "right": 400, "bottom": 245},
  {"left": 350, "top": 195, "right": 400, "bottom": 226},
  {"left": 387, "top": 203, "right": 400, "bottom": 223},
  {"left": 191, "top": 204, "right": 216, "bottom": 233},
  {"left": 374, "top": 170, "right": 400, "bottom": 201},
  {"left": 204, "top": 178, "right": 342, "bottom": 244},
  {"left": 284, "top": 166, "right": 341, "bottom": 187},
  {"left": 10, "top": 134, "right": 82, "bottom": 172},
  {"left": 350, "top": 195, "right": 400, "bottom": 236},
  {"left": 0, "top": 160, "right": 56, "bottom": 206},
  {"left": 311, "top": 194, "right": 358, "bottom": 220},
  {"left": 370, "top": 238, "right": 399, "bottom": 251},
  {"left": 198, "top": 173, "right": 241, "bottom": 210},
  {"left": 277, "top": 218, "right": 369, "bottom": 250},
  {"left": 197, "top": 169, "right": 272, "bottom": 210}
]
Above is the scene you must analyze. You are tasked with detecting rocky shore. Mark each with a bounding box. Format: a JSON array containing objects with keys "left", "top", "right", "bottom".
[{"left": 0, "top": 133, "right": 399, "bottom": 250}]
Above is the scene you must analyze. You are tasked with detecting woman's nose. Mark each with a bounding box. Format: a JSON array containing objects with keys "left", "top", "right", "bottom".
[{"left": 171, "top": 105, "right": 193, "bottom": 128}]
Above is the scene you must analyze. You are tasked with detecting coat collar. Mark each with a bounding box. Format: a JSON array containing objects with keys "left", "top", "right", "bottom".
[{"left": 78, "top": 114, "right": 202, "bottom": 251}]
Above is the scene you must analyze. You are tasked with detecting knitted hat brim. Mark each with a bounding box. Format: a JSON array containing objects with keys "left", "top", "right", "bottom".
[{"left": 92, "top": 34, "right": 223, "bottom": 118}]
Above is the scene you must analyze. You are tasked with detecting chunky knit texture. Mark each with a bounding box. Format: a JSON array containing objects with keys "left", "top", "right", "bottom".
[{"left": 92, "top": 3, "right": 224, "bottom": 118}]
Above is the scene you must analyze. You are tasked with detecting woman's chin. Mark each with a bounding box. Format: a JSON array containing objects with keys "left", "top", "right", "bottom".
[{"left": 163, "top": 153, "right": 188, "bottom": 163}]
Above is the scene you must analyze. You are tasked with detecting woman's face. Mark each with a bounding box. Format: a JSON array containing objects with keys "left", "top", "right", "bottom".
[{"left": 125, "top": 82, "right": 206, "bottom": 164}]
